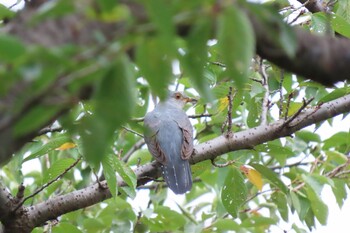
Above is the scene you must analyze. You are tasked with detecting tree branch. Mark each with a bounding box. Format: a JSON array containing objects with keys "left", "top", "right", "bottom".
[
  {"left": 1, "top": 1, "right": 348, "bottom": 165},
  {"left": 18, "top": 94, "right": 350, "bottom": 230},
  {"left": 251, "top": 14, "right": 350, "bottom": 86},
  {"left": 191, "top": 94, "right": 350, "bottom": 164},
  {"left": 5, "top": 1, "right": 350, "bottom": 86},
  {"left": 297, "top": 0, "right": 328, "bottom": 13},
  {"left": 259, "top": 59, "right": 269, "bottom": 125},
  {"left": 0, "top": 182, "right": 14, "bottom": 223}
]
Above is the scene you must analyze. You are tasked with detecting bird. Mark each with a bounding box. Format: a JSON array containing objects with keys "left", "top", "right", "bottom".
[{"left": 143, "top": 91, "right": 197, "bottom": 194}]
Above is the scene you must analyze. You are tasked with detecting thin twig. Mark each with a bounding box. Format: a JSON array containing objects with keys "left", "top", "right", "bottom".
[
  {"left": 138, "top": 178, "right": 202, "bottom": 190},
  {"left": 174, "top": 73, "right": 184, "bottom": 91},
  {"left": 250, "top": 77, "right": 263, "bottom": 84},
  {"left": 210, "top": 61, "right": 226, "bottom": 67},
  {"left": 38, "top": 126, "right": 63, "bottom": 135},
  {"left": 9, "top": 1, "right": 22, "bottom": 10},
  {"left": 292, "top": 157, "right": 350, "bottom": 192},
  {"left": 221, "top": 87, "right": 234, "bottom": 137},
  {"left": 282, "top": 97, "right": 314, "bottom": 128},
  {"left": 13, "top": 156, "right": 83, "bottom": 213},
  {"left": 269, "top": 161, "right": 310, "bottom": 170},
  {"left": 15, "top": 183, "right": 25, "bottom": 202},
  {"left": 259, "top": 59, "right": 270, "bottom": 125},
  {"left": 122, "top": 139, "right": 145, "bottom": 162},
  {"left": 292, "top": 182, "right": 305, "bottom": 192},
  {"left": 284, "top": 92, "right": 293, "bottom": 120},
  {"left": 121, "top": 126, "right": 144, "bottom": 138},
  {"left": 288, "top": 9, "right": 306, "bottom": 25},
  {"left": 279, "top": 70, "right": 284, "bottom": 118},
  {"left": 132, "top": 113, "right": 213, "bottom": 123},
  {"left": 131, "top": 117, "right": 144, "bottom": 122},
  {"left": 211, "top": 158, "right": 236, "bottom": 168},
  {"left": 226, "top": 87, "right": 233, "bottom": 137},
  {"left": 325, "top": 158, "right": 350, "bottom": 178},
  {"left": 138, "top": 176, "right": 163, "bottom": 183},
  {"left": 288, "top": 101, "right": 323, "bottom": 128},
  {"left": 189, "top": 113, "right": 213, "bottom": 119},
  {"left": 244, "top": 189, "right": 275, "bottom": 205},
  {"left": 335, "top": 170, "right": 350, "bottom": 178}
]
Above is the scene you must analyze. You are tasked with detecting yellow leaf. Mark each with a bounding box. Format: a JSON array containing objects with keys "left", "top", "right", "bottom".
[
  {"left": 218, "top": 97, "right": 229, "bottom": 112},
  {"left": 240, "top": 165, "right": 263, "bottom": 191},
  {"left": 56, "top": 142, "right": 76, "bottom": 151}
]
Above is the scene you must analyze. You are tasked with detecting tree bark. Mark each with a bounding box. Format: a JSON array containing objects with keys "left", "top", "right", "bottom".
[
  {"left": 1, "top": 1, "right": 350, "bottom": 231},
  {"left": 1, "top": 94, "right": 348, "bottom": 232}
]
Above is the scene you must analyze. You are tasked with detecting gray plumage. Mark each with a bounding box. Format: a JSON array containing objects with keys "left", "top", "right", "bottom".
[{"left": 144, "top": 91, "right": 195, "bottom": 194}]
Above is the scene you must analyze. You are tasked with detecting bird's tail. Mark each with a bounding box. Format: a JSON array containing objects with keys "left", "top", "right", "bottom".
[{"left": 161, "top": 159, "right": 192, "bottom": 194}]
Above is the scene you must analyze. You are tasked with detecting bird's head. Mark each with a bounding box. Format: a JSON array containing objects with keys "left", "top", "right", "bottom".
[{"left": 167, "top": 91, "right": 197, "bottom": 108}]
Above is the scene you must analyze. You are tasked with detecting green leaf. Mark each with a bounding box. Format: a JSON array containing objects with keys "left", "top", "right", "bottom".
[
  {"left": 142, "top": 206, "right": 186, "bottom": 232},
  {"left": 33, "top": 0, "right": 75, "bottom": 22},
  {"left": 246, "top": 3, "right": 296, "bottom": 57},
  {"left": 335, "top": 0, "right": 350, "bottom": 23},
  {"left": 279, "top": 20, "right": 297, "bottom": 58},
  {"left": 292, "top": 224, "right": 308, "bottom": 233},
  {"left": 102, "top": 154, "right": 118, "bottom": 198},
  {"left": 295, "top": 130, "right": 321, "bottom": 143},
  {"left": 217, "top": 5, "right": 255, "bottom": 88},
  {"left": 42, "top": 158, "right": 76, "bottom": 184},
  {"left": 250, "top": 163, "right": 288, "bottom": 194},
  {"left": 23, "top": 135, "right": 72, "bottom": 162},
  {"left": 136, "top": 37, "right": 172, "bottom": 100},
  {"left": 323, "top": 131, "right": 350, "bottom": 150},
  {"left": 241, "top": 216, "right": 276, "bottom": 228},
  {"left": 211, "top": 219, "right": 240, "bottom": 231},
  {"left": 137, "top": 0, "right": 176, "bottom": 101},
  {"left": 52, "top": 222, "right": 82, "bottom": 233},
  {"left": 311, "top": 12, "right": 329, "bottom": 35},
  {"left": 302, "top": 174, "right": 325, "bottom": 195},
  {"left": 144, "top": 0, "right": 175, "bottom": 55},
  {"left": 0, "top": 35, "right": 26, "bottom": 62},
  {"left": 113, "top": 157, "right": 136, "bottom": 197},
  {"left": 0, "top": 4, "right": 15, "bottom": 19},
  {"left": 82, "top": 218, "right": 105, "bottom": 232},
  {"left": 290, "top": 191, "right": 310, "bottom": 221},
  {"left": 331, "top": 14, "right": 350, "bottom": 38},
  {"left": 332, "top": 179, "right": 347, "bottom": 208},
  {"left": 318, "top": 87, "right": 350, "bottom": 103},
  {"left": 247, "top": 99, "right": 260, "bottom": 127},
  {"left": 182, "top": 18, "right": 213, "bottom": 101},
  {"left": 272, "top": 192, "right": 288, "bottom": 221},
  {"left": 305, "top": 186, "right": 328, "bottom": 225},
  {"left": 325, "top": 150, "right": 348, "bottom": 165},
  {"left": 81, "top": 55, "right": 135, "bottom": 167},
  {"left": 304, "top": 207, "right": 316, "bottom": 230},
  {"left": 14, "top": 105, "right": 61, "bottom": 137},
  {"left": 221, "top": 167, "right": 248, "bottom": 218},
  {"left": 96, "top": 0, "right": 117, "bottom": 12}
]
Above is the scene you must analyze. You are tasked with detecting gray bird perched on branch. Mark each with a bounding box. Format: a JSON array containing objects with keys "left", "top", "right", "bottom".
[{"left": 144, "top": 91, "right": 197, "bottom": 194}]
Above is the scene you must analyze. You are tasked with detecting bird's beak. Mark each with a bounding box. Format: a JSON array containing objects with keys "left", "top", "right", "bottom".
[{"left": 185, "top": 97, "right": 198, "bottom": 105}]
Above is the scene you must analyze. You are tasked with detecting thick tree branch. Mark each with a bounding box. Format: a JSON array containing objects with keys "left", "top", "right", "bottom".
[
  {"left": 191, "top": 94, "right": 350, "bottom": 163},
  {"left": 250, "top": 14, "right": 350, "bottom": 86},
  {"left": 11, "top": 93, "right": 349, "bottom": 232},
  {"left": 0, "top": 182, "right": 14, "bottom": 222},
  {"left": 1, "top": 2, "right": 350, "bottom": 231},
  {"left": 1, "top": 1, "right": 349, "bottom": 165},
  {"left": 297, "top": 0, "right": 328, "bottom": 13},
  {"left": 4, "top": 1, "right": 350, "bottom": 86}
]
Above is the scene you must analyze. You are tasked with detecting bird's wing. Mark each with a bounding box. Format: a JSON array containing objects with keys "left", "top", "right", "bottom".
[
  {"left": 144, "top": 111, "right": 167, "bottom": 164},
  {"left": 174, "top": 111, "right": 194, "bottom": 160}
]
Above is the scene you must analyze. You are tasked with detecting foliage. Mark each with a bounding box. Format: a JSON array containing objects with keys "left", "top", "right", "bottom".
[{"left": 1, "top": 0, "right": 350, "bottom": 232}]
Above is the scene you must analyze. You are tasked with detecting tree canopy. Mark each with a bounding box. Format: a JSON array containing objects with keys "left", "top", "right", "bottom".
[{"left": 0, "top": 0, "right": 350, "bottom": 232}]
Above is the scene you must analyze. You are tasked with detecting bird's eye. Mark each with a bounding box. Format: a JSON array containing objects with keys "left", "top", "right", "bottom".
[{"left": 175, "top": 94, "right": 181, "bottom": 99}]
